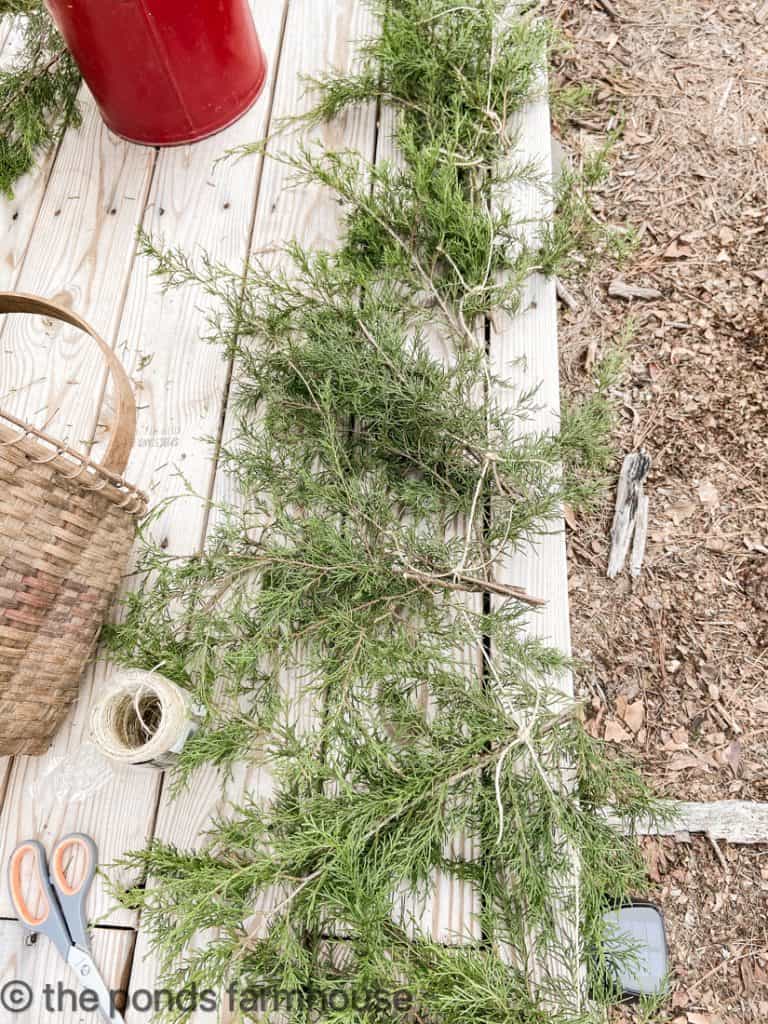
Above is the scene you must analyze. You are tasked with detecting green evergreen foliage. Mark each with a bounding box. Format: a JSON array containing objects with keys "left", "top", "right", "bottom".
[
  {"left": 0, "top": 0, "right": 80, "bottom": 197},
  {"left": 104, "top": 1, "right": 667, "bottom": 1020}
]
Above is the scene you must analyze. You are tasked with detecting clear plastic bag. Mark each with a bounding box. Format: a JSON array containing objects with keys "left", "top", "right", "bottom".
[{"left": 29, "top": 742, "right": 116, "bottom": 807}]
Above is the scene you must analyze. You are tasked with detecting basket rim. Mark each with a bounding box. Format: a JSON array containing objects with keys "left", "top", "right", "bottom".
[{"left": 0, "top": 408, "right": 148, "bottom": 515}]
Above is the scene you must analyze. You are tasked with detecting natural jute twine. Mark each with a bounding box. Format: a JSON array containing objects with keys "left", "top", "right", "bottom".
[{"left": 90, "top": 669, "right": 202, "bottom": 768}]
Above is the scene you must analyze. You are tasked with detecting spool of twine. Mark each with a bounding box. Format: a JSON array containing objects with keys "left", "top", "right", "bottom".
[{"left": 90, "top": 669, "right": 201, "bottom": 768}]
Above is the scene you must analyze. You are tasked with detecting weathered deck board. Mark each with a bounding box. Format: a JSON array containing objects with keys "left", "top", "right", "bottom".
[
  {"left": 373, "top": 107, "right": 483, "bottom": 945},
  {"left": 125, "top": 2, "right": 379, "bottom": 1015},
  {"left": 114, "top": 0, "right": 290, "bottom": 865},
  {"left": 489, "top": 62, "right": 580, "bottom": 1007},
  {"left": 139, "top": 0, "right": 379, "bottom": 856},
  {"left": 145, "top": 0, "right": 379, "bottom": 854},
  {"left": 624, "top": 800, "right": 768, "bottom": 845}
]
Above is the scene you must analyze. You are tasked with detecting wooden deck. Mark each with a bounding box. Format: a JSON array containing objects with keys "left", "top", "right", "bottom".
[{"left": 0, "top": 3, "right": 572, "bottom": 1020}]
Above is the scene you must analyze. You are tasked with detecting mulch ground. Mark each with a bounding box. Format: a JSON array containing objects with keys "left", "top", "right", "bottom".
[{"left": 543, "top": 0, "right": 768, "bottom": 1019}]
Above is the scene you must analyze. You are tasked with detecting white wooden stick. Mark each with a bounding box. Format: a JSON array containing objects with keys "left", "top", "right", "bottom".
[
  {"left": 607, "top": 450, "right": 651, "bottom": 578},
  {"left": 629, "top": 493, "right": 649, "bottom": 578},
  {"left": 610, "top": 801, "right": 768, "bottom": 845}
]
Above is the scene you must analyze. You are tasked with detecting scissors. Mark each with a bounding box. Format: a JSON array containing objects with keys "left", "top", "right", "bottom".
[{"left": 8, "top": 833, "right": 124, "bottom": 1023}]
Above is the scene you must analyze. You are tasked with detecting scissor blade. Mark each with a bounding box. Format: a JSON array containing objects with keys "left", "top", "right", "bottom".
[{"left": 67, "top": 946, "right": 125, "bottom": 1024}]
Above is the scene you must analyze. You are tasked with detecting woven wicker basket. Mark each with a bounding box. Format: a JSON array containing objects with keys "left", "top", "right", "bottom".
[{"left": 0, "top": 293, "right": 147, "bottom": 756}]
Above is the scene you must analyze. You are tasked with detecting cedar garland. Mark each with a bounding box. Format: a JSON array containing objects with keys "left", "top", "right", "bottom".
[{"left": 104, "top": 2, "right": 667, "bottom": 1021}]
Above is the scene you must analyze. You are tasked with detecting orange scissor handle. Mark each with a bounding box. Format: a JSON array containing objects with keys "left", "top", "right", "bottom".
[
  {"left": 7, "top": 839, "right": 73, "bottom": 961},
  {"left": 50, "top": 833, "right": 98, "bottom": 951},
  {"left": 51, "top": 834, "right": 97, "bottom": 898},
  {"left": 8, "top": 841, "right": 51, "bottom": 929},
  {"left": 7, "top": 835, "right": 98, "bottom": 958}
]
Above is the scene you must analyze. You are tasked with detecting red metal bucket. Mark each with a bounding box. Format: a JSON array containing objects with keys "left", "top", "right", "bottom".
[{"left": 45, "top": 0, "right": 268, "bottom": 146}]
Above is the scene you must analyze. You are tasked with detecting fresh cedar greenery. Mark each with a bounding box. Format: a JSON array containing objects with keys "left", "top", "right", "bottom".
[
  {"left": 105, "top": 1, "right": 667, "bottom": 1020},
  {"left": 0, "top": 0, "right": 80, "bottom": 197}
]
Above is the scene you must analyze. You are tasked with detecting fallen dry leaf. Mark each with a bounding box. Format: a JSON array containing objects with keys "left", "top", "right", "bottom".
[
  {"left": 604, "top": 719, "right": 632, "bottom": 743},
  {"left": 623, "top": 700, "right": 645, "bottom": 733},
  {"left": 724, "top": 740, "right": 743, "bottom": 776},
  {"left": 664, "top": 238, "right": 695, "bottom": 259},
  {"left": 672, "top": 988, "right": 690, "bottom": 1008}
]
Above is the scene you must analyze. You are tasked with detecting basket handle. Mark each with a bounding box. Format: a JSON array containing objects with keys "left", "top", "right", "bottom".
[{"left": 0, "top": 292, "right": 137, "bottom": 477}]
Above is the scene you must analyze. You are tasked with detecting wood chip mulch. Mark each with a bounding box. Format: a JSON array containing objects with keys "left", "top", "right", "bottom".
[{"left": 544, "top": 1, "right": 768, "bottom": 1019}]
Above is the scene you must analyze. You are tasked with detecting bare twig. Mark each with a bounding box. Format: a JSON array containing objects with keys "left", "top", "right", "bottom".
[
  {"left": 706, "top": 832, "right": 729, "bottom": 872},
  {"left": 397, "top": 565, "right": 545, "bottom": 606}
]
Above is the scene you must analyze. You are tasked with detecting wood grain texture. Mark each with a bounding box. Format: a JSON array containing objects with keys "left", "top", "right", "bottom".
[
  {"left": 608, "top": 450, "right": 651, "bottom": 578},
  {"left": 126, "top": 2, "right": 378, "bottom": 1016},
  {"left": 0, "top": 921, "right": 134, "bottom": 1023},
  {"left": 627, "top": 801, "right": 768, "bottom": 845},
  {"left": 374, "top": 107, "right": 483, "bottom": 945},
  {"left": 0, "top": 90, "right": 155, "bottom": 449},
  {"left": 488, "top": 65, "right": 580, "bottom": 1005},
  {"left": 149, "top": 0, "right": 377, "bottom": 861}
]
